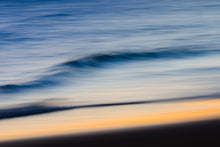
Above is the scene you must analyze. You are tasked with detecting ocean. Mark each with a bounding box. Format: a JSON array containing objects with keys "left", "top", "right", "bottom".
[{"left": 0, "top": 0, "right": 220, "bottom": 121}]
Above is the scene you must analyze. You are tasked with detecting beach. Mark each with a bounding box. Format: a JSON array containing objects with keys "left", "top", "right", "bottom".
[
  {"left": 1, "top": 0, "right": 220, "bottom": 146},
  {"left": 1, "top": 118, "right": 220, "bottom": 147},
  {"left": 1, "top": 98, "right": 220, "bottom": 146}
]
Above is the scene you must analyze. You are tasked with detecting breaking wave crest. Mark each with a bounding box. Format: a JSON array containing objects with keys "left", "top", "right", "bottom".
[{"left": 0, "top": 46, "right": 219, "bottom": 93}]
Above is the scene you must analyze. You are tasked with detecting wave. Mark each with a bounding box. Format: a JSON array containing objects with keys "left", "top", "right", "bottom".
[
  {"left": 1, "top": 93, "right": 219, "bottom": 120},
  {"left": 0, "top": 45, "right": 219, "bottom": 93},
  {"left": 0, "top": 79, "right": 59, "bottom": 93},
  {"left": 62, "top": 46, "right": 212, "bottom": 67}
]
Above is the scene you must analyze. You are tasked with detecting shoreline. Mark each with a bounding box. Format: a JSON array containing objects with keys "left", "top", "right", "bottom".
[
  {"left": 1, "top": 117, "right": 220, "bottom": 146},
  {"left": 1, "top": 99, "right": 220, "bottom": 146}
]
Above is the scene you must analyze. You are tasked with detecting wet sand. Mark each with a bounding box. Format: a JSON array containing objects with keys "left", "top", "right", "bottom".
[
  {"left": 1, "top": 117, "right": 220, "bottom": 147},
  {"left": 1, "top": 99, "right": 220, "bottom": 146}
]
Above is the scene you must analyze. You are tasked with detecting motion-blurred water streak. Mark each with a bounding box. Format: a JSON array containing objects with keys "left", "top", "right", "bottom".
[{"left": 0, "top": 0, "right": 220, "bottom": 119}]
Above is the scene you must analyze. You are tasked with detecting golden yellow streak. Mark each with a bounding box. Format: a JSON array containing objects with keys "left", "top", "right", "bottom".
[{"left": 1, "top": 99, "right": 220, "bottom": 141}]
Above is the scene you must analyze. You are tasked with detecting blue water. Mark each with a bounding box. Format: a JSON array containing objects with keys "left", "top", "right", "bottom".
[{"left": 0, "top": 0, "right": 220, "bottom": 119}]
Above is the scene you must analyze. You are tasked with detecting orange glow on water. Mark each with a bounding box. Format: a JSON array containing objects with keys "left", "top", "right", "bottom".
[{"left": 1, "top": 99, "right": 220, "bottom": 142}]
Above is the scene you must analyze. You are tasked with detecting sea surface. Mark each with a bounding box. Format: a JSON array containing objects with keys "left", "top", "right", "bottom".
[{"left": 0, "top": 0, "right": 220, "bottom": 120}]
